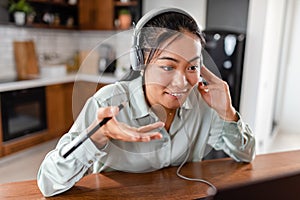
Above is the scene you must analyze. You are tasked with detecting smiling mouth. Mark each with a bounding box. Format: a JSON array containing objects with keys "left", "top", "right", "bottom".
[
  {"left": 170, "top": 93, "right": 184, "bottom": 97},
  {"left": 167, "top": 91, "right": 188, "bottom": 98}
]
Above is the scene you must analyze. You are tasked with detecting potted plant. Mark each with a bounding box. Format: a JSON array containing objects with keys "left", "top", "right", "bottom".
[
  {"left": 8, "top": 0, "right": 34, "bottom": 26},
  {"left": 118, "top": 9, "right": 132, "bottom": 30}
]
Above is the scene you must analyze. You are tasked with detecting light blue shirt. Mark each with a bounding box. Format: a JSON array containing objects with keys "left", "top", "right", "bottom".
[{"left": 37, "top": 76, "right": 255, "bottom": 197}]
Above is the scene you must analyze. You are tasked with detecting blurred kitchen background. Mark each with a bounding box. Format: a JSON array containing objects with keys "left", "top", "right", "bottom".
[{"left": 0, "top": 0, "right": 300, "bottom": 183}]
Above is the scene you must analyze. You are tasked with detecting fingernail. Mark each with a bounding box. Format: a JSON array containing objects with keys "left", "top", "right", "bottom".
[
  {"left": 159, "top": 122, "right": 165, "bottom": 126},
  {"left": 157, "top": 133, "right": 163, "bottom": 139},
  {"left": 142, "top": 137, "right": 150, "bottom": 142}
]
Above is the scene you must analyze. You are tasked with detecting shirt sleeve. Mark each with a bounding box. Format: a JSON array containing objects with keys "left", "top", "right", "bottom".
[
  {"left": 207, "top": 111, "right": 256, "bottom": 162},
  {"left": 37, "top": 97, "right": 108, "bottom": 197}
]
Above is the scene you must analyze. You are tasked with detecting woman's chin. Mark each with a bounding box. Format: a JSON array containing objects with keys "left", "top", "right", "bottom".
[{"left": 162, "top": 96, "right": 186, "bottom": 109}]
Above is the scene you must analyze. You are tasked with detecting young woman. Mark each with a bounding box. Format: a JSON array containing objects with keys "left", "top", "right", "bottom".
[{"left": 37, "top": 7, "right": 255, "bottom": 197}]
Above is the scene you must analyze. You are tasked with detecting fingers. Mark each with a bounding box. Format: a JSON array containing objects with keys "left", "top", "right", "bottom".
[
  {"left": 129, "top": 131, "right": 162, "bottom": 142},
  {"left": 137, "top": 121, "right": 165, "bottom": 132},
  {"left": 92, "top": 106, "right": 164, "bottom": 146},
  {"left": 199, "top": 82, "right": 220, "bottom": 91},
  {"left": 198, "top": 75, "right": 236, "bottom": 120},
  {"left": 198, "top": 82, "right": 210, "bottom": 93},
  {"left": 200, "top": 65, "right": 221, "bottom": 84},
  {"left": 119, "top": 121, "right": 164, "bottom": 142},
  {"left": 103, "top": 118, "right": 164, "bottom": 143},
  {"left": 135, "top": 121, "right": 165, "bottom": 142},
  {"left": 198, "top": 72, "right": 229, "bottom": 93}
]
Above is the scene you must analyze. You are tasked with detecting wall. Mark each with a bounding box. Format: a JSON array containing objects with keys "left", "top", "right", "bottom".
[
  {"left": 0, "top": 26, "right": 120, "bottom": 80},
  {"left": 0, "top": 0, "right": 8, "bottom": 24},
  {"left": 206, "top": 0, "right": 249, "bottom": 33},
  {"left": 279, "top": 0, "right": 300, "bottom": 134},
  {"left": 0, "top": 26, "right": 76, "bottom": 80},
  {"left": 240, "top": 0, "right": 287, "bottom": 153},
  {"left": 143, "top": 0, "right": 206, "bottom": 30}
]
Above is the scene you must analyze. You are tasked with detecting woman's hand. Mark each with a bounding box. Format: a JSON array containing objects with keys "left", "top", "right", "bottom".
[
  {"left": 198, "top": 66, "right": 238, "bottom": 122},
  {"left": 90, "top": 106, "right": 164, "bottom": 148}
]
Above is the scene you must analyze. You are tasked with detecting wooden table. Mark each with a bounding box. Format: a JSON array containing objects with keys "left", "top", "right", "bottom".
[{"left": 1, "top": 150, "right": 300, "bottom": 200}]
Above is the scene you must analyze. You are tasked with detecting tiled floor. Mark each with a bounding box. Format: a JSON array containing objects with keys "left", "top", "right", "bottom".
[
  {"left": 0, "top": 138, "right": 58, "bottom": 184},
  {"left": 0, "top": 131, "right": 300, "bottom": 184}
]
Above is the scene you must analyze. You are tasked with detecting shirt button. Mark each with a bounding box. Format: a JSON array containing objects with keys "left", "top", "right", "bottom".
[
  {"left": 88, "top": 160, "right": 93, "bottom": 164},
  {"left": 95, "top": 153, "right": 101, "bottom": 157}
]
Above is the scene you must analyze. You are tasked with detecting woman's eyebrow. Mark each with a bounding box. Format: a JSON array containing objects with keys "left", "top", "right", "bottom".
[
  {"left": 189, "top": 56, "right": 201, "bottom": 63},
  {"left": 157, "top": 56, "right": 201, "bottom": 63},
  {"left": 157, "top": 56, "right": 179, "bottom": 63}
]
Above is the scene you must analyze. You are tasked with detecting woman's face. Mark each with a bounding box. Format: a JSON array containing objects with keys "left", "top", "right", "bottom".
[{"left": 144, "top": 31, "right": 202, "bottom": 110}]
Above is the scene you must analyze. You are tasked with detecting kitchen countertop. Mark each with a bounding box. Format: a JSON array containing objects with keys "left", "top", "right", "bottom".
[{"left": 0, "top": 73, "right": 118, "bottom": 92}]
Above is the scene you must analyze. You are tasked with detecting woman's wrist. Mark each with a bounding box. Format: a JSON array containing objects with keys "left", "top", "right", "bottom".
[
  {"left": 89, "top": 120, "right": 109, "bottom": 149},
  {"left": 219, "top": 106, "right": 239, "bottom": 122},
  {"left": 90, "top": 135, "right": 109, "bottom": 149}
]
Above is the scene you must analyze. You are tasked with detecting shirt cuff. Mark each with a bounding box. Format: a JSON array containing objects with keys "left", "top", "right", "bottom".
[
  {"left": 72, "top": 138, "right": 108, "bottom": 167},
  {"left": 222, "top": 112, "right": 251, "bottom": 149}
]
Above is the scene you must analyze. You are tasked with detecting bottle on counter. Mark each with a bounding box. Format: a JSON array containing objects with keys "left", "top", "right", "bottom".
[{"left": 66, "top": 51, "right": 80, "bottom": 73}]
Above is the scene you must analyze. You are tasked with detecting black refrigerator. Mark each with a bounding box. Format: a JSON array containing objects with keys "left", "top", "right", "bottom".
[{"left": 202, "top": 30, "right": 246, "bottom": 111}]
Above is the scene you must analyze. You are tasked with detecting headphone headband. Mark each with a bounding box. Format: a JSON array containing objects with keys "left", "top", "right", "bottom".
[{"left": 132, "top": 7, "right": 195, "bottom": 46}]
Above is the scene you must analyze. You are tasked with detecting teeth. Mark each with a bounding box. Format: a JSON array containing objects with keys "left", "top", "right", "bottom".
[{"left": 170, "top": 93, "right": 184, "bottom": 97}]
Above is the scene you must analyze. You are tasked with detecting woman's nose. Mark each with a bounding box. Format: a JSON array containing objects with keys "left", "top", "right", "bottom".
[{"left": 172, "top": 71, "right": 188, "bottom": 89}]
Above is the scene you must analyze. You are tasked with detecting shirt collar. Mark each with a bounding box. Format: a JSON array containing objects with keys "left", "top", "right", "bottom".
[
  {"left": 128, "top": 76, "right": 150, "bottom": 119},
  {"left": 128, "top": 76, "right": 195, "bottom": 120}
]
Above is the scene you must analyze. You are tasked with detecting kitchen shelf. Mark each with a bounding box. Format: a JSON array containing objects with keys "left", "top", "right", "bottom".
[
  {"left": 16, "top": 0, "right": 79, "bottom": 29},
  {"left": 6, "top": 0, "right": 142, "bottom": 30},
  {"left": 28, "top": 0, "right": 76, "bottom": 6},
  {"left": 114, "top": 1, "right": 138, "bottom": 7}
]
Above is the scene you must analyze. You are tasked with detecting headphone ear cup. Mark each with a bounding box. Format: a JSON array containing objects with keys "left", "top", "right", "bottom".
[{"left": 130, "top": 45, "right": 144, "bottom": 71}]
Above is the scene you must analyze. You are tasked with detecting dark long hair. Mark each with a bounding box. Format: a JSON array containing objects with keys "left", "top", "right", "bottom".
[{"left": 121, "top": 11, "right": 205, "bottom": 81}]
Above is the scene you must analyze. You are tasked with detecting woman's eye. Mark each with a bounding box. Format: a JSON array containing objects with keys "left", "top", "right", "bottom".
[
  {"left": 187, "top": 66, "right": 199, "bottom": 71},
  {"left": 161, "top": 66, "right": 174, "bottom": 71}
]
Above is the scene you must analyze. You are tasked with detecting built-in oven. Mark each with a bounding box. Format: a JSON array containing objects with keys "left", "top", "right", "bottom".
[{"left": 0, "top": 87, "right": 47, "bottom": 142}]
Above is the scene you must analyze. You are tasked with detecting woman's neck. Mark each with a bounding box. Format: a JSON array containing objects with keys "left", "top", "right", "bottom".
[
  {"left": 144, "top": 88, "right": 177, "bottom": 131},
  {"left": 150, "top": 105, "right": 176, "bottom": 131}
]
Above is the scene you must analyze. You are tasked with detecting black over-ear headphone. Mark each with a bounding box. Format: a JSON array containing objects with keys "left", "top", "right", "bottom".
[{"left": 130, "top": 7, "right": 199, "bottom": 71}]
